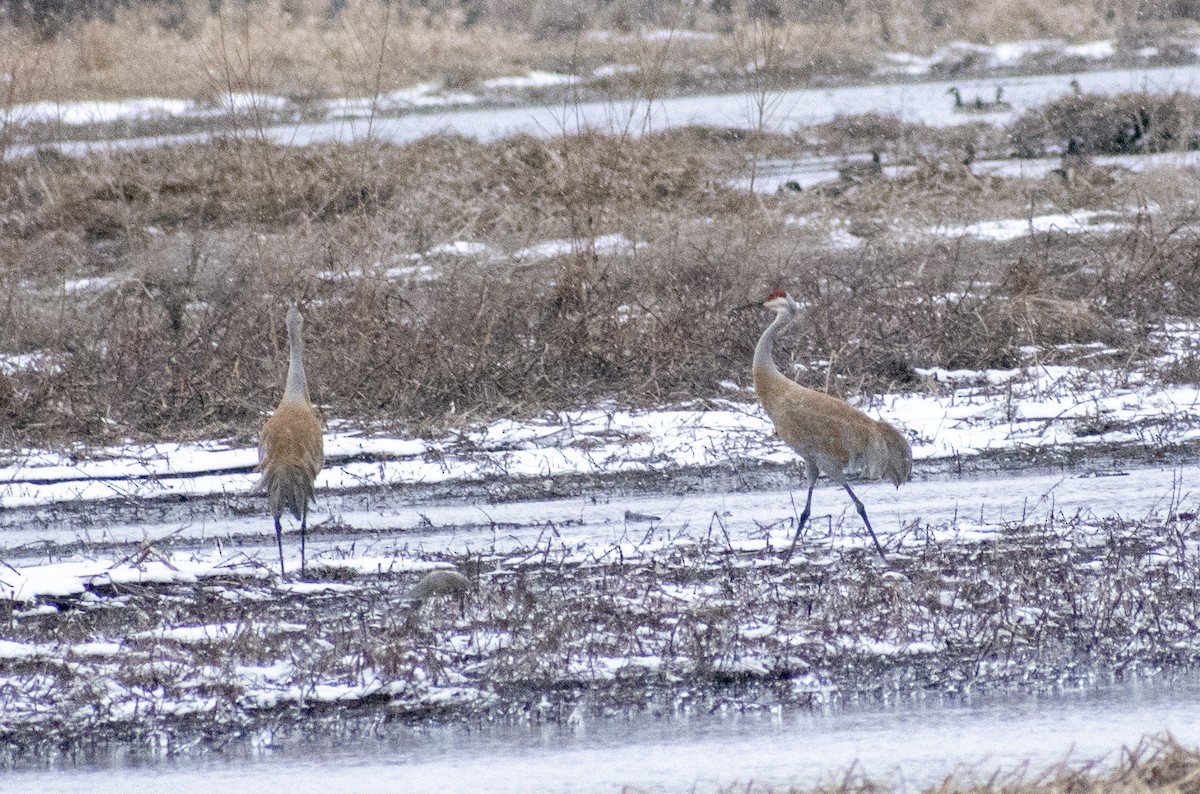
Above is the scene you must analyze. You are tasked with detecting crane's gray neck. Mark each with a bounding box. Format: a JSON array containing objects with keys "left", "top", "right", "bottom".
[
  {"left": 753, "top": 303, "right": 797, "bottom": 376},
  {"left": 282, "top": 308, "right": 310, "bottom": 404}
]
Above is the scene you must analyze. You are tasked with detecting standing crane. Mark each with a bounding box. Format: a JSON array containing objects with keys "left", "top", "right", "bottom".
[
  {"left": 753, "top": 291, "right": 912, "bottom": 561},
  {"left": 258, "top": 304, "right": 324, "bottom": 578}
]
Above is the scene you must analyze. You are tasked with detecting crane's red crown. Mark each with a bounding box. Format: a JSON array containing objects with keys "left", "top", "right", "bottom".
[{"left": 766, "top": 290, "right": 788, "bottom": 300}]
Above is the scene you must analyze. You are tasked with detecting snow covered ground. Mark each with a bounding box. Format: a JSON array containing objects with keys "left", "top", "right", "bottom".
[{"left": 1, "top": 342, "right": 1197, "bottom": 512}]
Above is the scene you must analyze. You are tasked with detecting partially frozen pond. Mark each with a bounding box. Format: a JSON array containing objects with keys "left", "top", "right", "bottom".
[
  {"left": 16, "top": 61, "right": 1200, "bottom": 157},
  {"left": 7, "top": 673, "right": 1200, "bottom": 793}
]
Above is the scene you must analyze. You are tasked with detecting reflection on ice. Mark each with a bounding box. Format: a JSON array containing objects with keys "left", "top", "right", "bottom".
[{"left": 8, "top": 675, "right": 1200, "bottom": 793}]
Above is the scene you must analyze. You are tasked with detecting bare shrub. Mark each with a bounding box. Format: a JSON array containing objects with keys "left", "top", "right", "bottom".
[{"left": 1008, "top": 91, "right": 1200, "bottom": 157}]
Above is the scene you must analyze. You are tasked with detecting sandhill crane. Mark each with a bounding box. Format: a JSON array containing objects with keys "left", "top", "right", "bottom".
[
  {"left": 258, "top": 304, "right": 324, "bottom": 578},
  {"left": 753, "top": 291, "right": 912, "bottom": 561}
]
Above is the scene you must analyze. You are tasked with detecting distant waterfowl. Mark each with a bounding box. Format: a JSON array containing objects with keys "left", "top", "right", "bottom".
[{"left": 948, "top": 86, "right": 1012, "bottom": 112}]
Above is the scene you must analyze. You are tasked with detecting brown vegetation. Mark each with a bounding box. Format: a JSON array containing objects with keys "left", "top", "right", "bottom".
[
  {"left": 1, "top": 0, "right": 1197, "bottom": 109},
  {"left": 0, "top": 120, "right": 1193, "bottom": 450},
  {"left": 2, "top": 87, "right": 1200, "bottom": 451}
]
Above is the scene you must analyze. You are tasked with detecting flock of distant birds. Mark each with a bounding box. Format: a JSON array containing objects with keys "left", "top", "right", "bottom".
[
  {"left": 259, "top": 293, "right": 913, "bottom": 603},
  {"left": 946, "top": 85, "right": 1012, "bottom": 113},
  {"left": 786, "top": 79, "right": 1117, "bottom": 195}
]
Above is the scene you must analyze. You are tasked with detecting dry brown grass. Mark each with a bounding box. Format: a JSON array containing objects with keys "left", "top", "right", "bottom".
[
  {"left": 2, "top": 94, "right": 1199, "bottom": 451},
  {"left": 1011, "top": 91, "right": 1200, "bottom": 157},
  {"left": 4, "top": 0, "right": 1190, "bottom": 109},
  {"left": 799, "top": 737, "right": 1200, "bottom": 794}
]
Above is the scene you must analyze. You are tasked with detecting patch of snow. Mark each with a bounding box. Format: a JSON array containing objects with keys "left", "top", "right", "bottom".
[
  {"left": 63, "top": 276, "right": 116, "bottom": 293},
  {"left": 10, "top": 97, "right": 195, "bottom": 126},
  {"left": 428, "top": 240, "right": 495, "bottom": 257},
  {"left": 1065, "top": 40, "right": 1117, "bottom": 60},
  {"left": 482, "top": 72, "right": 582, "bottom": 91},
  {"left": 317, "top": 557, "right": 451, "bottom": 575},
  {"left": 0, "top": 639, "right": 41, "bottom": 659},
  {"left": 277, "top": 581, "right": 359, "bottom": 595},
  {"left": 593, "top": 64, "right": 640, "bottom": 78},
  {"left": 383, "top": 264, "right": 440, "bottom": 281},
  {"left": 989, "top": 40, "right": 1062, "bottom": 67},
  {"left": 513, "top": 233, "right": 636, "bottom": 260},
  {"left": 659, "top": 29, "right": 715, "bottom": 41},
  {"left": 0, "top": 352, "right": 55, "bottom": 374},
  {"left": 69, "top": 641, "right": 123, "bottom": 657},
  {"left": 879, "top": 52, "right": 936, "bottom": 76},
  {"left": 132, "top": 623, "right": 242, "bottom": 643},
  {"left": 325, "top": 84, "right": 479, "bottom": 119},
  {"left": 218, "top": 92, "right": 291, "bottom": 114},
  {"left": 932, "top": 210, "right": 1120, "bottom": 242},
  {"left": 828, "top": 225, "right": 864, "bottom": 250}
]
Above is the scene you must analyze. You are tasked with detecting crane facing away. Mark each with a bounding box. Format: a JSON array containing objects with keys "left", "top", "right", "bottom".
[
  {"left": 753, "top": 291, "right": 912, "bottom": 561},
  {"left": 258, "top": 304, "right": 324, "bottom": 578}
]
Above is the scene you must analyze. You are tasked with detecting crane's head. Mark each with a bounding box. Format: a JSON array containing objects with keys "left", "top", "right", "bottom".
[
  {"left": 762, "top": 290, "right": 795, "bottom": 313},
  {"left": 286, "top": 304, "right": 303, "bottom": 329}
]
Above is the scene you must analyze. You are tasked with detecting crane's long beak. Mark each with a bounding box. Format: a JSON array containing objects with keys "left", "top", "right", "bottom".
[{"left": 730, "top": 300, "right": 762, "bottom": 314}]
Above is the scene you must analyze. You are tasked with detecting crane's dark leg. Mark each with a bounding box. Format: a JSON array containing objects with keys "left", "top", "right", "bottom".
[
  {"left": 784, "top": 462, "right": 818, "bottom": 560},
  {"left": 299, "top": 510, "right": 307, "bottom": 578},
  {"left": 274, "top": 516, "right": 286, "bottom": 579},
  {"left": 844, "top": 484, "right": 888, "bottom": 562}
]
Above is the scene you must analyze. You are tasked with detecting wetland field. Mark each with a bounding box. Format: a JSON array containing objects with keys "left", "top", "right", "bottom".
[{"left": 5, "top": 2, "right": 1200, "bottom": 789}]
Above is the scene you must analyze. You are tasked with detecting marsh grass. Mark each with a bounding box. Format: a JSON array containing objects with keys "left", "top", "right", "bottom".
[
  {"left": 1010, "top": 91, "right": 1200, "bottom": 157},
  {"left": 2, "top": 99, "right": 1200, "bottom": 451}
]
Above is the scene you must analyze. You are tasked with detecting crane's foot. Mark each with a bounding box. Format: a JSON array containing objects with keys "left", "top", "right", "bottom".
[{"left": 781, "top": 509, "right": 811, "bottom": 562}]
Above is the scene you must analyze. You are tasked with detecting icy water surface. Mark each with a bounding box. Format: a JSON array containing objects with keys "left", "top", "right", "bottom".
[
  {"left": 8, "top": 674, "right": 1200, "bottom": 793},
  {"left": 18, "top": 61, "right": 1200, "bottom": 158}
]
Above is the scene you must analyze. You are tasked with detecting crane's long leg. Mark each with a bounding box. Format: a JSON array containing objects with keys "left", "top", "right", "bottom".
[
  {"left": 274, "top": 516, "right": 286, "bottom": 579},
  {"left": 784, "top": 461, "right": 818, "bottom": 560},
  {"left": 844, "top": 484, "right": 888, "bottom": 562},
  {"left": 299, "top": 510, "right": 307, "bottom": 578}
]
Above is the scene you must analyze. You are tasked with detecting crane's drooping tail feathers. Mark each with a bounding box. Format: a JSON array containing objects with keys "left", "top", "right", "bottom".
[
  {"left": 876, "top": 420, "right": 913, "bottom": 486},
  {"left": 263, "top": 461, "right": 317, "bottom": 521}
]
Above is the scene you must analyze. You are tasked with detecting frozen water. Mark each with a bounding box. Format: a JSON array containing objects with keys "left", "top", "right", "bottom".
[
  {"left": 15, "top": 62, "right": 1200, "bottom": 158},
  {"left": 6, "top": 675, "right": 1200, "bottom": 793}
]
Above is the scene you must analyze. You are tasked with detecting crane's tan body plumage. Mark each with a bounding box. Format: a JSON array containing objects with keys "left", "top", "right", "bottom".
[
  {"left": 753, "top": 292, "right": 911, "bottom": 560},
  {"left": 258, "top": 305, "right": 324, "bottom": 577},
  {"left": 753, "top": 371, "right": 910, "bottom": 487},
  {"left": 259, "top": 403, "right": 323, "bottom": 522}
]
